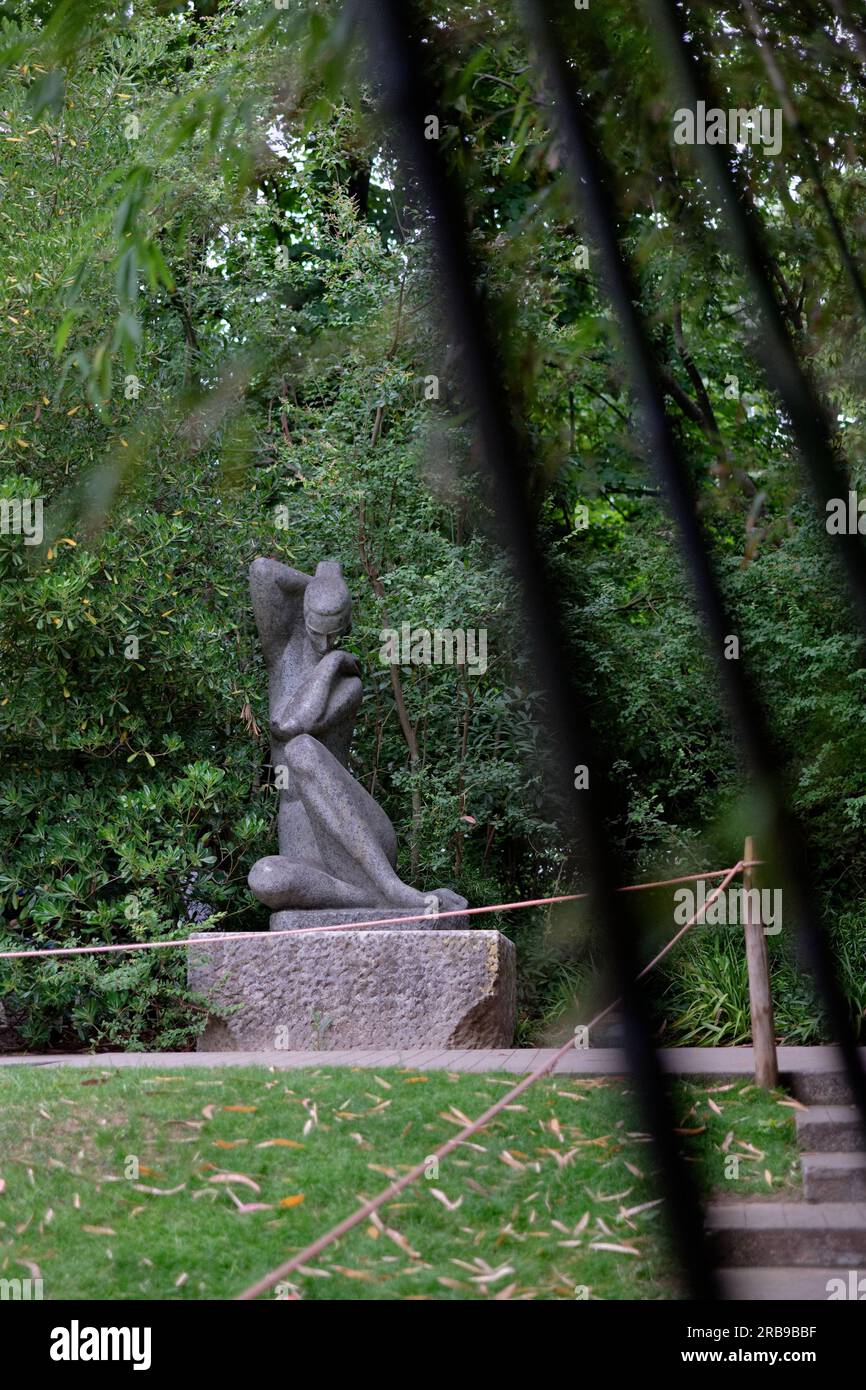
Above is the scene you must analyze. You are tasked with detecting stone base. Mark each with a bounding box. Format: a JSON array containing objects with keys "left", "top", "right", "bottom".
[
  {"left": 269, "top": 907, "right": 468, "bottom": 932},
  {"left": 188, "top": 929, "right": 515, "bottom": 1051}
]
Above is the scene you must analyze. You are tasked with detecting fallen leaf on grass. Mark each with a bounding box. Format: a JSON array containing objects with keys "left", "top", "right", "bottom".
[
  {"left": 404, "top": 1077, "right": 428, "bottom": 1084},
  {"left": 707, "top": 1098, "right": 724, "bottom": 1117},
  {"left": 208, "top": 1173, "right": 261, "bottom": 1194},
  {"left": 777, "top": 1098, "right": 808, "bottom": 1111},
  {"left": 224, "top": 1105, "right": 257, "bottom": 1113},
  {"left": 674, "top": 1126, "right": 706, "bottom": 1136},
  {"left": 735, "top": 1140, "right": 764, "bottom": 1157},
  {"left": 279, "top": 1194, "right": 305, "bottom": 1209},
  {"left": 228, "top": 1194, "right": 275, "bottom": 1214},
  {"left": 331, "top": 1266, "right": 375, "bottom": 1281},
  {"left": 213, "top": 1140, "right": 248, "bottom": 1150},
  {"left": 467, "top": 1264, "right": 515, "bottom": 1285},
  {"left": 80, "top": 1077, "right": 110, "bottom": 1086},
  {"left": 201, "top": 1105, "right": 216, "bottom": 1121},
  {"left": 620, "top": 1198, "right": 663, "bottom": 1219},
  {"left": 133, "top": 1184, "right": 186, "bottom": 1196},
  {"left": 430, "top": 1189, "right": 463, "bottom": 1212},
  {"left": 466, "top": 1179, "right": 492, "bottom": 1197},
  {"left": 175, "top": 1273, "right": 188, "bottom": 1287},
  {"left": 499, "top": 1151, "right": 526, "bottom": 1171},
  {"left": 256, "top": 1139, "right": 304, "bottom": 1149},
  {"left": 537, "top": 1146, "right": 580, "bottom": 1169},
  {"left": 82, "top": 1225, "right": 117, "bottom": 1236},
  {"left": 384, "top": 1227, "right": 420, "bottom": 1258}
]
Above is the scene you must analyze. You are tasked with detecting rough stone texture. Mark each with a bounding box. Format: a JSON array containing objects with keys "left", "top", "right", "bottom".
[
  {"left": 189, "top": 929, "right": 515, "bottom": 1051},
  {"left": 705, "top": 1201, "right": 866, "bottom": 1266},
  {"left": 245, "top": 557, "right": 468, "bottom": 923},
  {"left": 270, "top": 908, "right": 468, "bottom": 933},
  {"left": 796, "top": 1105, "right": 864, "bottom": 1152}
]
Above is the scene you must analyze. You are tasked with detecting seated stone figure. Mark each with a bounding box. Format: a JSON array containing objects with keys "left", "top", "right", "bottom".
[{"left": 247, "top": 557, "right": 468, "bottom": 922}]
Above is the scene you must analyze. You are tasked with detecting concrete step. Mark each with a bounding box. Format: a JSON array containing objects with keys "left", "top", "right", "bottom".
[
  {"left": 706, "top": 1201, "right": 866, "bottom": 1266},
  {"left": 801, "top": 1152, "right": 866, "bottom": 1202},
  {"left": 716, "top": 1266, "right": 866, "bottom": 1300},
  {"left": 796, "top": 1105, "right": 865, "bottom": 1152},
  {"left": 791, "top": 1071, "right": 855, "bottom": 1106}
]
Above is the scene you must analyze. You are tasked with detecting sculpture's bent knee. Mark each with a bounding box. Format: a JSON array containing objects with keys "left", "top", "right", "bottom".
[{"left": 248, "top": 855, "right": 297, "bottom": 909}]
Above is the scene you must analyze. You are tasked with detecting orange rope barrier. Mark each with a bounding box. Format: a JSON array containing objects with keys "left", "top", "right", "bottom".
[{"left": 0, "top": 862, "right": 757, "bottom": 962}]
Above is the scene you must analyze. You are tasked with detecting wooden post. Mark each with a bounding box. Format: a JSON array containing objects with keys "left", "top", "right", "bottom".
[{"left": 742, "top": 836, "right": 778, "bottom": 1089}]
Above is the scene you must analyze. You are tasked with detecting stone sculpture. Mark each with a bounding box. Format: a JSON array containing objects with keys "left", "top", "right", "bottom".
[{"left": 247, "top": 557, "right": 468, "bottom": 927}]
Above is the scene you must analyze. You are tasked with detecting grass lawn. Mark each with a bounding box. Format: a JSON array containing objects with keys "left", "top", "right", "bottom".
[{"left": 0, "top": 1065, "right": 800, "bottom": 1301}]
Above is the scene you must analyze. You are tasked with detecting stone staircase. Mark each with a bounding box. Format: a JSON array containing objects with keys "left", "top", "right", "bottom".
[{"left": 710, "top": 1065, "right": 866, "bottom": 1299}]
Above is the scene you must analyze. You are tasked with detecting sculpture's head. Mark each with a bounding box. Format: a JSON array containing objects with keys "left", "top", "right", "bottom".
[{"left": 303, "top": 560, "right": 352, "bottom": 654}]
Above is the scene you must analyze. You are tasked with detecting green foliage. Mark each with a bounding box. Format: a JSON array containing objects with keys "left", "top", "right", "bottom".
[{"left": 1, "top": 0, "right": 865, "bottom": 1048}]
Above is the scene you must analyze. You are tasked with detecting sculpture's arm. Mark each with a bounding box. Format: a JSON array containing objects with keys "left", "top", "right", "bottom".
[
  {"left": 249, "top": 557, "right": 310, "bottom": 659},
  {"left": 312, "top": 674, "right": 362, "bottom": 735},
  {"left": 270, "top": 650, "right": 360, "bottom": 739}
]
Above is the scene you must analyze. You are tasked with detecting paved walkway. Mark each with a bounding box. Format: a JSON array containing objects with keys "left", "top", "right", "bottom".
[{"left": 1, "top": 1044, "right": 862, "bottom": 1074}]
